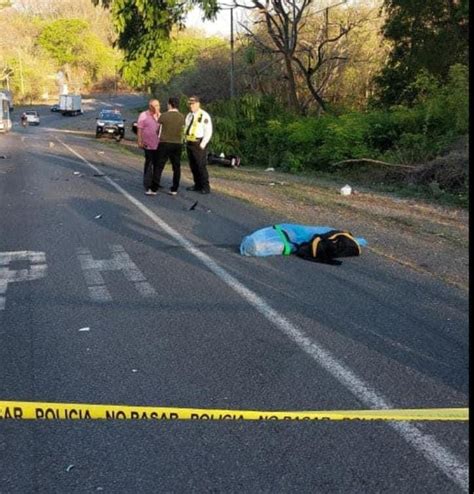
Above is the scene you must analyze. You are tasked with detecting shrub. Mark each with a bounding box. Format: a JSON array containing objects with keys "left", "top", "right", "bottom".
[{"left": 209, "top": 65, "right": 468, "bottom": 174}]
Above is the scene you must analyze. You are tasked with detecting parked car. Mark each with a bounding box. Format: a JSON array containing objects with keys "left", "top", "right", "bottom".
[
  {"left": 96, "top": 110, "right": 125, "bottom": 141},
  {"left": 50, "top": 104, "right": 60, "bottom": 112},
  {"left": 25, "top": 110, "right": 40, "bottom": 125}
]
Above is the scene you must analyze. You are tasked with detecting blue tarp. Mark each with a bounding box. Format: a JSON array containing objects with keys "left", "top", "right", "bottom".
[{"left": 240, "top": 223, "right": 367, "bottom": 257}]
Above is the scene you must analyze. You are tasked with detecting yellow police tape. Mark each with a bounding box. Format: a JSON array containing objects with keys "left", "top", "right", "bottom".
[{"left": 0, "top": 401, "right": 468, "bottom": 421}]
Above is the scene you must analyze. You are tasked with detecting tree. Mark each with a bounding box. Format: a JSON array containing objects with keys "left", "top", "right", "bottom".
[
  {"left": 38, "top": 19, "right": 90, "bottom": 68},
  {"left": 121, "top": 31, "right": 225, "bottom": 90},
  {"left": 158, "top": 36, "right": 231, "bottom": 101},
  {"left": 92, "top": 0, "right": 219, "bottom": 71},
  {"left": 236, "top": 0, "right": 311, "bottom": 112},
  {"left": 374, "top": 0, "right": 469, "bottom": 106},
  {"left": 236, "top": 1, "right": 378, "bottom": 113},
  {"left": 37, "top": 18, "right": 118, "bottom": 87}
]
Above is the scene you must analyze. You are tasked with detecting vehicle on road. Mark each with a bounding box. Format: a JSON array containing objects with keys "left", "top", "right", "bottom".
[
  {"left": 24, "top": 110, "right": 40, "bottom": 125},
  {"left": 0, "top": 92, "right": 12, "bottom": 133},
  {"left": 59, "top": 94, "right": 82, "bottom": 116},
  {"left": 96, "top": 110, "right": 125, "bottom": 141},
  {"left": 50, "top": 104, "right": 60, "bottom": 112},
  {"left": 0, "top": 89, "right": 14, "bottom": 112}
]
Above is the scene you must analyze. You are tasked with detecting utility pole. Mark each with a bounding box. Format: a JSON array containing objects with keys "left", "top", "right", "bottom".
[
  {"left": 17, "top": 49, "right": 24, "bottom": 98},
  {"left": 325, "top": 7, "right": 329, "bottom": 39},
  {"left": 314, "top": 0, "right": 347, "bottom": 35},
  {"left": 230, "top": 7, "right": 235, "bottom": 99}
]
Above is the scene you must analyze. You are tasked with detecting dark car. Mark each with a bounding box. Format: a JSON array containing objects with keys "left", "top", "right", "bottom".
[
  {"left": 50, "top": 104, "right": 60, "bottom": 112},
  {"left": 96, "top": 110, "right": 125, "bottom": 141}
]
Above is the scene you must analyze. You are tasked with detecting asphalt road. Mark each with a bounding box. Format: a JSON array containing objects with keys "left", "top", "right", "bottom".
[{"left": 0, "top": 97, "right": 469, "bottom": 493}]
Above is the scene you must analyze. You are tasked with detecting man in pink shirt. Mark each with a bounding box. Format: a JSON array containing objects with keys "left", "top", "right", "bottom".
[{"left": 137, "top": 99, "right": 161, "bottom": 195}]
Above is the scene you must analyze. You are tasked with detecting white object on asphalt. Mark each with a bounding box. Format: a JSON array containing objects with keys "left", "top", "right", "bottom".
[
  {"left": 78, "top": 327, "right": 90, "bottom": 332},
  {"left": 340, "top": 184, "right": 352, "bottom": 196}
]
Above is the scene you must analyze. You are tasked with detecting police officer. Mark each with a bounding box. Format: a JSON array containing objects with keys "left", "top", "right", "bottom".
[{"left": 184, "top": 96, "right": 213, "bottom": 194}]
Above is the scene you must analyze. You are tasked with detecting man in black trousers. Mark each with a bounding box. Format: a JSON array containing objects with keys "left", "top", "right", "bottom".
[
  {"left": 155, "top": 97, "right": 186, "bottom": 195},
  {"left": 184, "top": 96, "right": 213, "bottom": 194}
]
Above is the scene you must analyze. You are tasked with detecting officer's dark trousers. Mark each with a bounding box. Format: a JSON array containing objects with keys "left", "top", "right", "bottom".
[
  {"left": 156, "top": 142, "right": 183, "bottom": 191},
  {"left": 186, "top": 141, "right": 210, "bottom": 192},
  {"left": 143, "top": 148, "right": 160, "bottom": 191}
]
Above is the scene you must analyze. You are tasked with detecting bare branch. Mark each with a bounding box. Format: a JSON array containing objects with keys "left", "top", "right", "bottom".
[{"left": 331, "top": 159, "right": 417, "bottom": 170}]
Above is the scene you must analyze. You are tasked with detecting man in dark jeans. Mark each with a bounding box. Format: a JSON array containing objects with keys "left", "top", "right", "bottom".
[
  {"left": 155, "top": 97, "right": 186, "bottom": 195},
  {"left": 184, "top": 95, "right": 213, "bottom": 194}
]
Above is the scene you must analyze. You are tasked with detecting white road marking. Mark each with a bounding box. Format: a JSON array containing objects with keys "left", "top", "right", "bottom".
[
  {"left": 57, "top": 137, "right": 468, "bottom": 491},
  {"left": 0, "top": 251, "right": 47, "bottom": 310},
  {"left": 77, "top": 245, "right": 155, "bottom": 302}
]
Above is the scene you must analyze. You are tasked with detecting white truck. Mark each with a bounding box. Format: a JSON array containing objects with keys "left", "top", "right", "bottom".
[
  {"left": 59, "top": 94, "right": 82, "bottom": 116},
  {"left": 0, "top": 92, "right": 12, "bottom": 133},
  {"left": 0, "top": 89, "right": 13, "bottom": 112}
]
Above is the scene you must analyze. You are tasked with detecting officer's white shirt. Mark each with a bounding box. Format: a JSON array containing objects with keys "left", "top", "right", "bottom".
[{"left": 185, "top": 109, "right": 213, "bottom": 148}]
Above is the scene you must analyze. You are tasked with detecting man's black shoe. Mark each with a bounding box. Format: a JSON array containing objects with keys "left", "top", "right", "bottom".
[
  {"left": 186, "top": 186, "right": 201, "bottom": 191},
  {"left": 200, "top": 189, "right": 210, "bottom": 195}
]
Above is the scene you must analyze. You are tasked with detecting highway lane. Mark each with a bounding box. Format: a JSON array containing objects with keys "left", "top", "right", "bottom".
[{"left": 0, "top": 105, "right": 469, "bottom": 492}]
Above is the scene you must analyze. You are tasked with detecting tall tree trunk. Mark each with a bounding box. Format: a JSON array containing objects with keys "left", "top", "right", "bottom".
[
  {"left": 284, "top": 56, "right": 300, "bottom": 113},
  {"left": 304, "top": 72, "right": 327, "bottom": 113}
]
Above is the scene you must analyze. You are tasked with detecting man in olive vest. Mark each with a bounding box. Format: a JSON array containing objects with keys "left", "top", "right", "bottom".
[
  {"left": 156, "top": 97, "right": 186, "bottom": 195},
  {"left": 184, "top": 95, "right": 213, "bottom": 194}
]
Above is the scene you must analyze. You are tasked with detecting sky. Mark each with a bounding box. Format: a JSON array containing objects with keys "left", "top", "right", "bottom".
[
  {"left": 185, "top": 5, "right": 249, "bottom": 38},
  {"left": 185, "top": 0, "right": 363, "bottom": 37}
]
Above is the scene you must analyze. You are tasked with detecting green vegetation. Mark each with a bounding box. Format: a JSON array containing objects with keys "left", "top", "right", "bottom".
[
  {"left": 205, "top": 64, "right": 468, "bottom": 206},
  {"left": 0, "top": 0, "right": 121, "bottom": 100},
  {"left": 374, "top": 0, "right": 469, "bottom": 106},
  {"left": 93, "top": 0, "right": 219, "bottom": 78}
]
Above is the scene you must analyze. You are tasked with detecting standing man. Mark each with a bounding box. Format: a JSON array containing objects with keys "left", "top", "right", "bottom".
[
  {"left": 137, "top": 99, "right": 161, "bottom": 195},
  {"left": 156, "top": 97, "right": 186, "bottom": 195},
  {"left": 184, "top": 96, "right": 213, "bottom": 194}
]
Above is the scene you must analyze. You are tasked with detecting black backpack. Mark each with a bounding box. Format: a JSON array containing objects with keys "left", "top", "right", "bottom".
[{"left": 294, "top": 230, "right": 361, "bottom": 265}]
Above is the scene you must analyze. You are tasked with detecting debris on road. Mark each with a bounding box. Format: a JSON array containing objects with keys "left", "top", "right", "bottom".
[
  {"left": 94, "top": 214, "right": 102, "bottom": 219},
  {"left": 78, "top": 327, "right": 90, "bottom": 332},
  {"left": 66, "top": 465, "right": 75, "bottom": 472},
  {"left": 340, "top": 184, "right": 352, "bottom": 196},
  {"left": 93, "top": 173, "right": 105, "bottom": 177},
  {"left": 0, "top": 155, "right": 7, "bottom": 159},
  {"left": 73, "top": 171, "right": 80, "bottom": 175},
  {"left": 189, "top": 201, "right": 198, "bottom": 211}
]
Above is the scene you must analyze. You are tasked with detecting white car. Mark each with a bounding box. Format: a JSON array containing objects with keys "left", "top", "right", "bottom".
[{"left": 25, "top": 110, "right": 40, "bottom": 125}]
